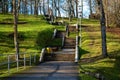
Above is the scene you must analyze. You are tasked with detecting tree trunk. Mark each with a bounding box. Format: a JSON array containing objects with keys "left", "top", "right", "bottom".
[
  {"left": 76, "top": 0, "right": 78, "bottom": 18},
  {"left": 43, "top": 0, "right": 46, "bottom": 15},
  {"left": 97, "top": 0, "right": 108, "bottom": 57},
  {"left": 13, "top": 0, "right": 19, "bottom": 57},
  {"left": 47, "top": 0, "right": 49, "bottom": 14},
  {"left": 89, "top": 0, "right": 92, "bottom": 15},
  {"left": 57, "top": 0, "right": 61, "bottom": 17},
  {"left": 39, "top": 1, "right": 42, "bottom": 15},
  {"left": 105, "top": 0, "right": 109, "bottom": 27},
  {"left": 30, "top": 0, "right": 33, "bottom": 14},
  {"left": 34, "top": 0, "right": 38, "bottom": 15},
  {"left": 81, "top": 0, "right": 83, "bottom": 18}
]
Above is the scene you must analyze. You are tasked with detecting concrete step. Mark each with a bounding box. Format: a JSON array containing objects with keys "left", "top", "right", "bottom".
[
  {"left": 44, "top": 53, "right": 75, "bottom": 61},
  {"left": 63, "top": 46, "right": 75, "bottom": 49},
  {"left": 64, "top": 43, "right": 76, "bottom": 46},
  {"left": 44, "top": 49, "right": 75, "bottom": 61},
  {"left": 64, "top": 38, "right": 76, "bottom": 47}
]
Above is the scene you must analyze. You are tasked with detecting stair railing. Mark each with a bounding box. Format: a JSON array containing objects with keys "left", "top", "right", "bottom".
[
  {"left": 66, "top": 25, "right": 69, "bottom": 37},
  {"left": 39, "top": 48, "right": 46, "bottom": 63},
  {"left": 75, "top": 36, "right": 79, "bottom": 63},
  {"left": 52, "top": 29, "right": 57, "bottom": 39},
  {"left": 62, "top": 36, "right": 65, "bottom": 48}
]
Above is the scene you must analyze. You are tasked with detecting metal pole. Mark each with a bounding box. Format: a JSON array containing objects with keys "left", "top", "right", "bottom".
[
  {"left": 75, "top": 45, "right": 79, "bottom": 63},
  {"left": 8, "top": 55, "right": 10, "bottom": 74},
  {"left": 16, "top": 54, "right": 19, "bottom": 71},
  {"left": 34, "top": 53, "right": 36, "bottom": 63},
  {"left": 30, "top": 54, "right": 32, "bottom": 66},
  {"left": 24, "top": 53, "right": 26, "bottom": 68}
]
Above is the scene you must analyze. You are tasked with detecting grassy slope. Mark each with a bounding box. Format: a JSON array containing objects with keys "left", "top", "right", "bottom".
[
  {"left": 79, "top": 19, "right": 120, "bottom": 80},
  {"left": 0, "top": 14, "right": 58, "bottom": 54}
]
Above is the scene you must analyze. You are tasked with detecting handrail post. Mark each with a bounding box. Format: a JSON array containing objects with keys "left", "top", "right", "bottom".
[
  {"left": 76, "top": 36, "right": 79, "bottom": 45},
  {"left": 34, "top": 53, "right": 36, "bottom": 63},
  {"left": 75, "top": 36, "right": 79, "bottom": 63},
  {"left": 66, "top": 25, "right": 69, "bottom": 37},
  {"left": 8, "top": 55, "right": 10, "bottom": 74},
  {"left": 52, "top": 29, "right": 57, "bottom": 39},
  {"left": 16, "top": 54, "right": 19, "bottom": 71},
  {"left": 24, "top": 53, "right": 26, "bottom": 69},
  {"left": 30, "top": 54, "right": 32, "bottom": 66},
  {"left": 62, "top": 36, "right": 65, "bottom": 48},
  {"left": 75, "top": 45, "right": 79, "bottom": 63}
]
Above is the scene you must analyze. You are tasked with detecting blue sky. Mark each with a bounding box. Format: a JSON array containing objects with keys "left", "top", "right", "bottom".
[
  {"left": 61, "top": 0, "right": 90, "bottom": 18},
  {"left": 83, "top": 1, "right": 90, "bottom": 18}
]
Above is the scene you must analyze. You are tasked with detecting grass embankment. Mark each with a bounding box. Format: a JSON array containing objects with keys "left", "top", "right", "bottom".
[
  {"left": 79, "top": 19, "right": 120, "bottom": 80},
  {"left": 0, "top": 14, "right": 59, "bottom": 54},
  {"left": 0, "top": 14, "right": 64, "bottom": 77}
]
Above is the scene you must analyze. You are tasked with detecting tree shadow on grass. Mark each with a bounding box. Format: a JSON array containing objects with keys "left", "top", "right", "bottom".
[
  {"left": 78, "top": 47, "right": 105, "bottom": 64},
  {"left": 78, "top": 47, "right": 90, "bottom": 59},
  {"left": 35, "top": 29, "right": 53, "bottom": 50},
  {"left": 79, "top": 49, "right": 120, "bottom": 80},
  {"left": 108, "top": 49, "right": 120, "bottom": 73}
]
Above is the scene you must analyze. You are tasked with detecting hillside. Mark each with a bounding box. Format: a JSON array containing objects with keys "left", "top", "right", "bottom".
[
  {"left": 0, "top": 14, "right": 120, "bottom": 80},
  {"left": 0, "top": 14, "right": 60, "bottom": 54},
  {"left": 79, "top": 19, "right": 120, "bottom": 80}
]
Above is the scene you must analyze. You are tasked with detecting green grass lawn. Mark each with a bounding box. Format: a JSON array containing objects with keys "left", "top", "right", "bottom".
[
  {"left": 79, "top": 19, "right": 120, "bottom": 80},
  {"left": 0, "top": 14, "right": 58, "bottom": 54}
]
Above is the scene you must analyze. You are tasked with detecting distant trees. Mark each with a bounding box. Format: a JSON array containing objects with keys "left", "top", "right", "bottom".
[
  {"left": 104, "top": 0, "right": 120, "bottom": 27},
  {"left": 88, "top": 0, "right": 120, "bottom": 27},
  {"left": 0, "top": 0, "right": 8, "bottom": 13},
  {"left": 0, "top": 0, "right": 79, "bottom": 18}
]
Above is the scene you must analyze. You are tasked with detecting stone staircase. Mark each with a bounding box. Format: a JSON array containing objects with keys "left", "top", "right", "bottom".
[{"left": 43, "top": 24, "right": 78, "bottom": 62}]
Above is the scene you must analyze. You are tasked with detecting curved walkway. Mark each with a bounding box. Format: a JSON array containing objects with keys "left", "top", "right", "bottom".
[{"left": 4, "top": 61, "right": 79, "bottom": 80}]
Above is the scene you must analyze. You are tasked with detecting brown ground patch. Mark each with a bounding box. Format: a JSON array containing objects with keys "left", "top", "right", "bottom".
[{"left": 107, "top": 27, "right": 120, "bottom": 36}]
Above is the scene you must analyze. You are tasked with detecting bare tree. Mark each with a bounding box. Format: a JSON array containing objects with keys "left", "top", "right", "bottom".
[
  {"left": 13, "top": 0, "right": 19, "bottom": 57},
  {"left": 76, "top": 0, "right": 78, "bottom": 18},
  {"left": 89, "top": 0, "right": 92, "bottom": 15},
  {"left": 102, "top": 0, "right": 120, "bottom": 27},
  {"left": 34, "top": 0, "right": 39, "bottom": 15},
  {"left": 42, "top": 0, "right": 46, "bottom": 15}
]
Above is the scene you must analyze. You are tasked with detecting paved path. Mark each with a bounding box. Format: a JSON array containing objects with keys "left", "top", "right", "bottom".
[{"left": 4, "top": 61, "right": 79, "bottom": 80}]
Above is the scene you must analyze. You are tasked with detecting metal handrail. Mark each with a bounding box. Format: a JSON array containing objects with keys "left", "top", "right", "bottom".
[
  {"left": 66, "top": 25, "right": 69, "bottom": 37},
  {"left": 0, "top": 53, "right": 37, "bottom": 73},
  {"left": 62, "top": 36, "right": 65, "bottom": 48}
]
